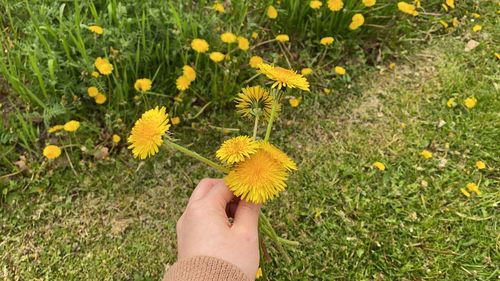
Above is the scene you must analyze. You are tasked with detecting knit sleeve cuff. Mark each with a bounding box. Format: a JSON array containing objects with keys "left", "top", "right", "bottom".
[{"left": 162, "top": 256, "right": 251, "bottom": 281}]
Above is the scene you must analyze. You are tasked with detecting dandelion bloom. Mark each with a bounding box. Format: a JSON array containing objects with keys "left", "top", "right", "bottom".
[
  {"left": 398, "top": 2, "right": 418, "bottom": 16},
  {"left": 209, "top": 52, "right": 225, "bottom": 62},
  {"left": 251, "top": 32, "right": 258, "bottom": 39},
  {"left": 237, "top": 36, "right": 250, "bottom": 51},
  {"left": 475, "top": 160, "right": 486, "bottom": 170},
  {"left": 171, "top": 117, "right": 180, "bottom": 125},
  {"left": 320, "top": 37, "right": 334, "bottom": 45},
  {"left": 112, "top": 134, "right": 121, "bottom": 143},
  {"left": 63, "top": 120, "right": 80, "bottom": 132},
  {"left": 267, "top": 6, "right": 278, "bottom": 19},
  {"left": 440, "top": 20, "right": 449, "bottom": 29},
  {"left": 289, "top": 98, "right": 300, "bottom": 107},
  {"left": 363, "top": 0, "right": 376, "bottom": 7},
  {"left": 472, "top": 25, "right": 482, "bottom": 32},
  {"left": 89, "top": 25, "right": 104, "bottom": 35},
  {"left": 91, "top": 71, "right": 100, "bottom": 78},
  {"left": 95, "top": 57, "right": 114, "bottom": 75},
  {"left": 335, "top": 66, "right": 346, "bottom": 75},
  {"left": 87, "top": 86, "right": 99, "bottom": 97},
  {"left": 220, "top": 32, "right": 237, "bottom": 43},
  {"left": 421, "top": 149, "right": 432, "bottom": 159},
  {"left": 460, "top": 188, "right": 471, "bottom": 197},
  {"left": 452, "top": 17, "right": 459, "bottom": 27},
  {"left": 43, "top": 145, "right": 62, "bottom": 160},
  {"left": 373, "top": 161, "right": 386, "bottom": 171},
  {"left": 349, "top": 13, "right": 365, "bottom": 30},
  {"left": 128, "top": 106, "right": 170, "bottom": 159},
  {"left": 275, "top": 34, "right": 289, "bottom": 42},
  {"left": 464, "top": 96, "right": 477, "bottom": 108},
  {"left": 48, "top": 125, "right": 64, "bottom": 134},
  {"left": 176, "top": 76, "right": 191, "bottom": 91},
  {"left": 310, "top": 1, "right": 323, "bottom": 9},
  {"left": 446, "top": 97, "right": 456, "bottom": 108},
  {"left": 212, "top": 2, "right": 225, "bottom": 13},
  {"left": 327, "top": 0, "right": 343, "bottom": 11},
  {"left": 134, "top": 78, "right": 152, "bottom": 92},
  {"left": 95, "top": 93, "right": 107, "bottom": 104},
  {"left": 258, "top": 63, "right": 310, "bottom": 91},
  {"left": 249, "top": 56, "right": 264, "bottom": 68},
  {"left": 216, "top": 136, "right": 259, "bottom": 164},
  {"left": 256, "top": 268, "right": 263, "bottom": 279},
  {"left": 445, "top": 0, "right": 454, "bottom": 8},
  {"left": 301, "top": 68, "right": 313, "bottom": 76},
  {"left": 235, "top": 86, "right": 278, "bottom": 119},
  {"left": 389, "top": 62, "right": 396, "bottom": 70},
  {"left": 182, "top": 65, "right": 196, "bottom": 82},
  {"left": 191, "top": 38, "right": 209, "bottom": 53},
  {"left": 466, "top": 183, "right": 480, "bottom": 195}
]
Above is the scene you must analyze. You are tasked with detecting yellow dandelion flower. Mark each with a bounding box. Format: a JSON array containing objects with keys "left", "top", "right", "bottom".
[
  {"left": 256, "top": 267, "right": 263, "bottom": 279},
  {"left": 440, "top": 20, "right": 449, "bottom": 29},
  {"left": 389, "top": 62, "right": 396, "bottom": 70},
  {"left": 95, "top": 57, "right": 113, "bottom": 75},
  {"left": 89, "top": 25, "right": 104, "bottom": 35},
  {"left": 249, "top": 56, "right": 264, "bottom": 68},
  {"left": 310, "top": 0, "right": 323, "bottom": 9},
  {"left": 95, "top": 93, "right": 107, "bottom": 104},
  {"left": 445, "top": 0, "right": 454, "bottom": 8},
  {"left": 320, "top": 36, "right": 334, "bottom": 45},
  {"left": 112, "top": 134, "right": 121, "bottom": 143},
  {"left": 327, "top": 0, "right": 344, "bottom": 11},
  {"left": 301, "top": 68, "right": 313, "bottom": 76},
  {"left": 48, "top": 125, "right": 64, "bottom": 134},
  {"left": 127, "top": 106, "right": 170, "bottom": 159},
  {"left": 134, "top": 78, "right": 152, "bottom": 92},
  {"left": 460, "top": 188, "right": 470, "bottom": 197},
  {"left": 91, "top": 71, "right": 100, "bottom": 78},
  {"left": 267, "top": 5, "right": 278, "bottom": 19},
  {"left": 363, "top": 0, "right": 376, "bottom": 7},
  {"left": 87, "top": 86, "right": 99, "bottom": 98},
  {"left": 43, "top": 145, "right": 62, "bottom": 160},
  {"left": 216, "top": 136, "right": 259, "bottom": 165},
  {"left": 235, "top": 86, "right": 278, "bottom": 119},
  {"left": 63, "top": 120, "right": 80, "bottom": 132},
  {"left": 237, "top": 36, "right": 250, "bottom": 51},
  {"left": 471, "top": 13, "right": 480, "bottom": 18},
  {"left": 289, "top": 98, "right": 300, "bottom": 107},
  {"left": 213, "top": 2, "right": 225, "bottom": 13},
  {"left": 224, "top": 149, "right": 289, "bottom": 204},
  {"left": 398, "top": 2, "right": 418, "bottom": 16},
  {"left": 442, "top": 3, "right": 448, "bottom": 12},
  {"left": 373, "top": 161, "right": 386, "bottom": 171},
  {"left": 475, "top": 160, "right": 486, "bottom": 170},
  {"left": 323, "top": 88, "right": 331, "bottom": 94},
  {"left": 447, "top": 97, "right": 456, "bottom": 108},
  {"left": 191, "top": 38, "right": 209, "bottom": 53},
  {"left": 275, "top": 34, "right": 289, "bottom": 42},
  {"left": 220, "top": 32, "right": 237, "bottom": 43},
  {"left": 209, "top": 52, "right": 226, "bottom": 62},
  {"left": 464, "top": 96, "right": 477, "bottom": 108},
  {"left": 176, "top": 76, "right": 191, "bottom": 91},
  {"left": 252, "top": 32, "right": 259, "bottom": 39},
  {"left": 421, "top": 149, "right": 433, "bottom": 159},
  {"left": 335, "top": 66, "right": 346, "bottom": 75},
  {"left": 472, "top": 25, "right": 482, "bottom": 32},
  {"left": 349, "top": 13, "right": 365, "bottom": 30},
  {"left": 182, "top": 65, "right": 196, "bottom": 82},
  {"left": 258, "top": 141, "right": 297, "bottom": 171},
  {"left": 258, "top": 63, "right": 310, "bottom": 91},
  {"left": 466, "top": 183, "right": 480, "bottom": 195},
  {"left": 171, "top": 117, "right": 181, "bottom": 125},
  {"left": 452, "top": 17, "right": 459, "bottom": 27}
]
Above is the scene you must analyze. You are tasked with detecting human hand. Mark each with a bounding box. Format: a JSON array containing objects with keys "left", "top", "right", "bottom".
[{"left": 176, "top": 178, "right": 261, "bottom": 280}]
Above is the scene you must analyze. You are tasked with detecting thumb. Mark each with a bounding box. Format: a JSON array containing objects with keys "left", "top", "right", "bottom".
[{"left": 234, "top": 200, "right": 261, "bottom": 231}]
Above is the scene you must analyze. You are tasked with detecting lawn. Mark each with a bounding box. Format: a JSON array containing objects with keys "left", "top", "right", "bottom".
[{"left": 1, "top": 1, "right": 499, "bottom": 280}]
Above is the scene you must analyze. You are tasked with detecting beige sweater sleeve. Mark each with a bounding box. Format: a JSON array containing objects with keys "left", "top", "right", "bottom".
[{"left": 163, "top": 256, "right": 251, "bottom": 281}]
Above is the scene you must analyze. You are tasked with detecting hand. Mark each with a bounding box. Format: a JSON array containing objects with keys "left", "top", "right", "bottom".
[{"left": 176, "top": 178, "right": 261, "bottom": 280}]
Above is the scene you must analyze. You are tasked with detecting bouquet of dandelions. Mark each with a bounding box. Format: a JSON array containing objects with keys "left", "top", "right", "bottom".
[{"left": 127, "top": 63, "right": 309, "bottom": 263}]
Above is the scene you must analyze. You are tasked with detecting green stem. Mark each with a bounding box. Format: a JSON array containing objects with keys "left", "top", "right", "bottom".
[
  {"left": 166, "top": 141, "right": 230, "bottom": 174},
  {"left": 264, "top": 102, "right": 278, "bottom": 142},
  {"left": 252, "top": 114, "right": 259, "bottom": 140}
]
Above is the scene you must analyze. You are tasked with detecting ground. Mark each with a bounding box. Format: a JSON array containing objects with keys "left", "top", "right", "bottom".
[{"left": 1, "top": 36, "right": 498, "bottom": 280}]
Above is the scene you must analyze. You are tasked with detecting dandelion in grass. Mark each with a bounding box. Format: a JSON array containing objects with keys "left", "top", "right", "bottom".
[
  {"left": 48, "top": 125, "right": 64, "bottom": 134},
  {"left": 134, "top": 78, "right": 152, "bottom": 92},
  {"left": 323, "top": 88, "right": 331, "bottom": 94},
  {"left": 256, "top": 268, "right": 263, "bottom": 279},
  {"left": 191, "top": 38, "right": 209, "bottom": 53},
  {"left": 460, "top": 188, "right": 470, "bottom": 197},
  {"left": 251, "top": 32, "right": 258, "bottom": 39},
  {"left": 495, "top": 53, "right": 500, "bottom": 60},
  {"left": 327, "top": 0, "right": 343, "bottom": 11},
  {"left": 212, "top": 2, "right": 225, "bottom": 13},
  {"left": 335, "top": 66, "right": 346, "bottom": 75},
  {"left": 95, "top": 57, "right": 113, "bottom": 75},
  {"left": 301, "top": 68, "right": 313, "bottom": 76},
  {"left": 258, "top": 141, "right": 297, "bottom": 171},
  {"left": 452, "top": 17, "right": 459, "bottom": 27},
  {"left": 389, "top": 63, "right": 396, "bottom": 70},
  {"left": 363, "top": 0, "right": 376, "bottom": 7},
  {"left": 310, "top": 1, "right": 323, "bottom": 9},
  {"left": 471, "top": 13, "right": 480, "bottom": 18},
  {"left": 235, "top": 86, "right": 278, "bottom": 120},
  {"left": 475, "top": 160, "right": 486, "bottom": 170},
  {"left": 237, "top": 36, "right": 250, "bottom": 51},
  {"left": 349, "top": 13, "right": 365, "bottom": 30},
  {"left": 91, "top": 71, "right": 100, "bottom": 78},
  {"left": 87, "top": 86, "right": 99, "bottom": 97},
  {"left": 464, "top": 96, "right": 477, "bottom": 108},
  {"left": 442, "top": 4, "right": 448, "bottom": 12},
  {"left": 182, "top": 65, "right": 196, "bottom": 82},
  {"left": 64, "top": 120, "right": 80, "bottom": 132},
  {"left": 320, "top": 37, "right": 334, "bottom": 45},
  {"left": 176, "top": 76, "right": 191, "bottom": 91},
  {"left": 373, "top": 161, "right": 386, "bottom": 171},
  {"left": 112, "top": 134, "right": 121, "bottom": 144},
  {"left": 275, "top": 34, "right": 289, "bottom": 42},
  {"left": 95, "top": 93, "right": 107, "bottom": 104},
  {"left": 267, "top": 5, "right": 278, "bottom": 19},
  {"left": 249, "top": 56, "right": 264, "bottom": 69},
  {"left": 289, "top": 97, "right": 300, "bottom": 107},
  {"left": 220, "top": 32, "right": 237, "bottom": 43},
  {"left": 466, "top": 183, "right": 480, "bottom": 195},
  {"left": 209, "top": 52, "right": 226, "bottom": 62},
  {"left": 43, "top": 145, "right": 62, "bottom": 160},
  {"left": 216, "top": 136, "right": 259, "bottom": 165},
  {"left": 258, "top": 63, "right": 310, "bottom": 91},
  {"left": 89, "top": 25, "right": 103, "bottom": 35},
  {"left": 447, "top": 97, "right": 456, "bottom": 108},
  {"left": 440, "top": 20, "right": 449, "bottom": 29},
  {"left": 398, "top": 2, "right": 418, "bottom": 16},
  {"left": 128, "top": 106, "right": 170, "bottom": 160},
  {"left": 171, "top": 117, "right": 180, "bottom": 125},
  {"left": 421, "top": 149, "right": 432, "bottom": 159},
  {"left": 472, "top": 25, "right": 482, "bottom": 32},
  {"left": 445, "top": 0, "right": 454, "bottom": 8}
]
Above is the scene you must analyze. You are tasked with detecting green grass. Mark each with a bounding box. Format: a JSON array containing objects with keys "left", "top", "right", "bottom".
[{"left": 1, "top": 34, "right": 498, "bottom": 280}]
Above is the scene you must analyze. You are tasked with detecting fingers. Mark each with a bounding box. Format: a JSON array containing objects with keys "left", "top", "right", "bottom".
[
  {"left": 204, "top": 182, "right": 235, "bottom": 209},
  {"left": 188, "top": 178, "right": 224, "bottom": 205},
  {"left": 233, "top": 200, "right": 261, "bottom": 231}
]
